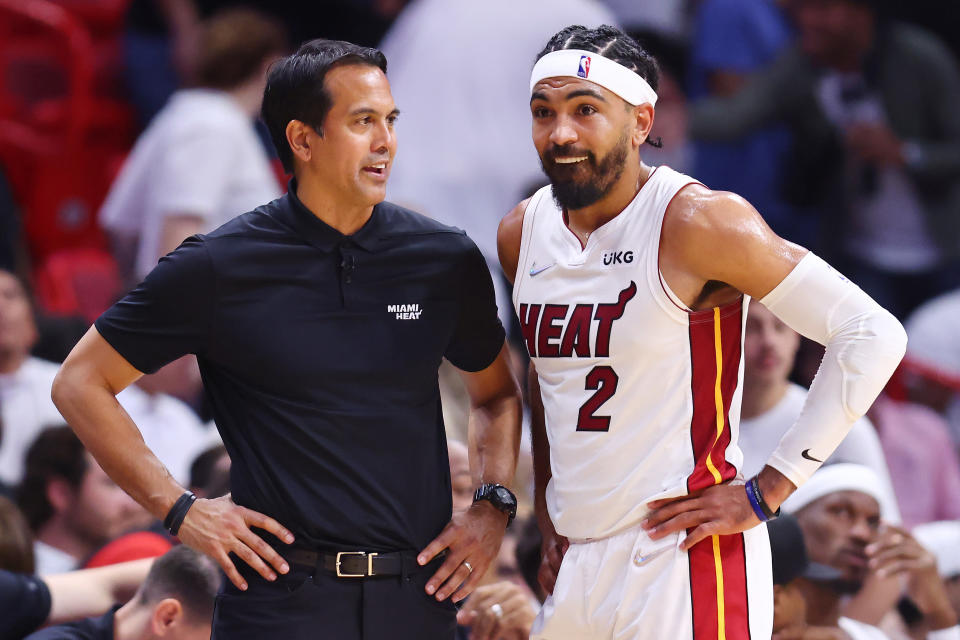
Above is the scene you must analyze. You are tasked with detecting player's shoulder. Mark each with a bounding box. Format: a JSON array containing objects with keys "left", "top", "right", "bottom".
[
  {"left": 497, "top": 197, "right": 535, "bottom": 284},
  {"left": 498, "top": 197, "right": 533, "bottom": 242},
  {"left": 664, "top": 183, "right": 764, "bottom": 244}
]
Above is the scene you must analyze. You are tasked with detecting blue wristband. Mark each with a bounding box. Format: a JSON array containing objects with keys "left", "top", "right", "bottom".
[
  {"left": 745, "top": 475, "right": 780, "bottom": 521},
  {"left": 744, "top": 480, "right": 769, "bottom": 522}
]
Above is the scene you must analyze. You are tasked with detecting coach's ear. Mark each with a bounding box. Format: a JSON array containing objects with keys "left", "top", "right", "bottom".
[
  {"left": 286, "top": 119, "right": 318, "bottom": 166},
  {"left": 632, "top": 102, "right": 654, "bottom": 148}
]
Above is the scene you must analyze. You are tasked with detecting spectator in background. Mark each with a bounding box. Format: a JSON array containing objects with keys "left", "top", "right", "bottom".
[
  {"left": 867, "top": 393, "right": 960, "bottom": 528},
  {"left": 913, "top": 522, "right": 960, "bottom": 622},
  {"left": 765, "top": 514, "right": 811, "bottom": 638},
  {"left": 0, "top": 270, "right": 210, "bottom": 489},
  {"left": 101, "top": 8, "right": 287, "bottom": 286},
  {"left": 187, "top": 444, "right": 229, "bottom": 499},
  {"left": 0, "top": 495, "right": 34, "bottom": 574},
  {"left": 378, "top": 0, "right": 617, "bottom": 324},
  {"left": 17, "top": 427, "right": 146, "bottom": 575},
  {"left": 0, "top": 270, "right": 69, "bottom": 487},
  {"left": 904, "top": 290, "right": 960, "bottom": 447},
  {"left": 687, "top": 0, "right": 809, "bottom": 246},
  {"left": 739, "top": 302, "right": 900, "bottom": 519},
  {"left": 688, "top": 0, "right": 960, "bottom": 319},
  {"left": 25, "top": 545, "right": 219, "bottom": 640},
  {"left": 782, "top": 464, "right": 959, "bottom": 640},
  {"left": 1, "top": 558, "right": 154, "bottom": 639}
]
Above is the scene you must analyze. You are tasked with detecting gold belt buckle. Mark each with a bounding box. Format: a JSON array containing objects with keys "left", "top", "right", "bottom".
[{"left": 335, "top": 551, "right": 378, "bottom": 578}]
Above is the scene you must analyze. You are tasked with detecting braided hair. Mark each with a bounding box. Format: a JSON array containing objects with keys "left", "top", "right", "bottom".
[{"left": 536, "top": 25, "right": 663, "bottom": 148}]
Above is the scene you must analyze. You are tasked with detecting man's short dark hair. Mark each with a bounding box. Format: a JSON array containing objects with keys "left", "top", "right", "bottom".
[
  {"left": 139, "top": 545, "right": 221, "bottom": 623},
  {"left": 16, "top": 425, "right": 88, "bottom": 531},
  {"left": 536, "top": 25, "right": 663, "bottom": 148},
  {"left": 261, "top": 38, "right": 388, "bottom": 172}
]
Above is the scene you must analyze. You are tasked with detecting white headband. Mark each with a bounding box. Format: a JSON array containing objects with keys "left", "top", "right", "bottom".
[
  {"left": 781, "top": 463, "right": 899, "bottom": 522},
  {"left": 530, "top": 49, "right": 658, "bottom": 107}
]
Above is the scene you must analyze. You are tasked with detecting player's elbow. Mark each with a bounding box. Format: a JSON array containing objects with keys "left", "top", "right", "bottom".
[{"left": 867, "top": 308, "right": 907, "bottom": 368}]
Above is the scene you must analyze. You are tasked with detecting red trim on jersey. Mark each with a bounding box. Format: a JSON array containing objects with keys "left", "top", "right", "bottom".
[
  {"left": 686, "top": 300, "right": 741, "bottom": 494},
  {"left": 688, "top": 533, "right": 751, "bottom": 640}
]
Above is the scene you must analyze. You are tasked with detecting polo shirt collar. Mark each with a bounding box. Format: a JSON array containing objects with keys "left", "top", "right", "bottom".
[{"left": 281, "top": 178, "right": 384, "bottom": 252}]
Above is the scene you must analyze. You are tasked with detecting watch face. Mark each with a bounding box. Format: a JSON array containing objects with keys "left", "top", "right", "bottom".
[{"left": 494, "top": 486, "right": 514, "bottom": 505}]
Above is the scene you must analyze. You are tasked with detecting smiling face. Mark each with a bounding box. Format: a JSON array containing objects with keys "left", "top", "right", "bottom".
[
  {"left": 299, "top": 63, "right": 398, "bottom": 209},
  {"left": 530, "top": 77, "right": 650, "bottom": 211}
]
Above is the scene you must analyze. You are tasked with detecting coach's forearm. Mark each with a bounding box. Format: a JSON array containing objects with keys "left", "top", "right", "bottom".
[
  {"left": 469, "top": 388, "right": 522, "bottom": 489},
  {"left": 527, "top": 364, "right": 552, "bottom": 525},
  {"left": 51, "top": 368, "right": 184, "bottom": 520}
]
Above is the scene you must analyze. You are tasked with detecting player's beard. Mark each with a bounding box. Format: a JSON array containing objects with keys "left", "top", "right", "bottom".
[{"left": 541, "top": 129, "right": 629, "bottom": 211}]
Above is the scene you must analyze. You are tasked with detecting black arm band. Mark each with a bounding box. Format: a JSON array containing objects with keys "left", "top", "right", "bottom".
[
  {"left": 163, "top": 491, "right": 197, "bottom": 536},
  {"left": 748, "top": 475, "right": 780, "bottom": 520}
]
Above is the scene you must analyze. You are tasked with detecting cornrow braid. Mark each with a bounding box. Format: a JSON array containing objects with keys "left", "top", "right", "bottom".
[{"left": 536, "top": 25, "right": 663, "bottom": 148}]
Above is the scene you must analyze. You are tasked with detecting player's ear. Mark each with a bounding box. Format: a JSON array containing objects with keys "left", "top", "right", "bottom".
[{"left": 631, "top": 103, "right": 654, "bottom": 148}]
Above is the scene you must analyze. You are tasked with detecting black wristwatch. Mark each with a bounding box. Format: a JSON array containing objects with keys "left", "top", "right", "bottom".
[{"left": 473, "top": 483, "right": 517, "bottom": 525}]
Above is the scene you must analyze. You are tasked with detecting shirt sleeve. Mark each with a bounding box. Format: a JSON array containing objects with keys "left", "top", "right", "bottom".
[
  {"left": 444, "top": 235, "right": 505, "bottom": 372},
  {"left": 0, "top": 570, "right": 52, "bottom": 638},
  {"left": 95, "top": 235, "right": 215, "bottom": 374}
]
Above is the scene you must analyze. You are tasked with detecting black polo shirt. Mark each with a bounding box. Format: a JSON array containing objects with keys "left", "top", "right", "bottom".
[{"left": 95, "top": 184, "right": 504, "bottom": 552}]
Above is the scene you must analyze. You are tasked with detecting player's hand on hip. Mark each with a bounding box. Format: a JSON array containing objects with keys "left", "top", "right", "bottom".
[
  {"left": 456, "top": 581, "right": 537, "bottom": 640},
  {"left": 537, "top": 516, "right": 568, "bottom": 596},
  {"left": 642, "top": 482, "right": 761, "bottom": 550},
  {"left": 417, "top": 501, "right": 509, "bottom": 603},
  {"left": 176, "top": 493, "right": 295, "bottom": 591}
]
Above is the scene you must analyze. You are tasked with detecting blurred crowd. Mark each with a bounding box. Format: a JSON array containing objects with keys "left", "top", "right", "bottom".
[{"left": 1, "top": 0, "right": 960, "bottom": 638}]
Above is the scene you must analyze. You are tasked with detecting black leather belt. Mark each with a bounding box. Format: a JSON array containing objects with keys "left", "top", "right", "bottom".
[{"left": 285, "top": 548, "right": 421, "bottom": 578}]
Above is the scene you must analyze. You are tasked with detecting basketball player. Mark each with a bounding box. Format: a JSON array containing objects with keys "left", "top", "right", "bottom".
[{"left": 497, "top": 25, "right": 907, "bottom": 639}]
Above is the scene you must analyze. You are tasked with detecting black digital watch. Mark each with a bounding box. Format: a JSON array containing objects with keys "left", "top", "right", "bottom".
[{"left": 472, "top": 483, "right": 518, "bottom": 525}]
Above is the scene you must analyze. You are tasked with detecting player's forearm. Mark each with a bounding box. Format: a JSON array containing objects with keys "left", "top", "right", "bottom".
[
  {"left": 468, "top": 388, "right": 522, "bottom": 489},
  {"left": 761, "top": 253, "right": 907, "bottom": 488},
  {"left": 51, "top": 371, "right": 184, "bottom": 519}
]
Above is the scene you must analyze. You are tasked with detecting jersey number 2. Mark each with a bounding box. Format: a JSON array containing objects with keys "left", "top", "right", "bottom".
[{"left": 576, "top": 366, "right": 619, "bottom": 431}]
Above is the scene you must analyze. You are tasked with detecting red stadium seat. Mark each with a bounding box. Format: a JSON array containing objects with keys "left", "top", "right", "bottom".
[
  {"left": 33, "top": 247, "right": 122, "bottom": 323},
  {"left": 0, "top": 0, "right": 135, "bottom": 267}
]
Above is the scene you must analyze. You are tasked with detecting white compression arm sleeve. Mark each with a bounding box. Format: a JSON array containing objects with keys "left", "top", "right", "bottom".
[{"left": 759, "top": 253, "right": 907, "bottom": 487}]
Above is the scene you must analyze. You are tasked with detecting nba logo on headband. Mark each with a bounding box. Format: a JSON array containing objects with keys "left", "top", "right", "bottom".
[{"left": 578, "top": 55, "right": 591, "bottom": 78}]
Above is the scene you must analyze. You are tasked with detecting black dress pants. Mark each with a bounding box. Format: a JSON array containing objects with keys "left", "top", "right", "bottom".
[{"left": 211, "top": 556, "right": 457, "bottom": 639}]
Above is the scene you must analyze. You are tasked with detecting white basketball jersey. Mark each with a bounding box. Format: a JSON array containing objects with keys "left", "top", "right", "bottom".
[{"left": 513, "top": 166, "right": 749, "bottom": 540}]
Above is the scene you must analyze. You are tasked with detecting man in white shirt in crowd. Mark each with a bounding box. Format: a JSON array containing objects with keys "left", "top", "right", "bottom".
[
  {"left": 0, "top": 270, "right": 73, "bottom": 487},
  {"left": 0, "top": 270, "right": 212, "bottom": 489},
  {"left": 739, "top": 301, "right": 900, "bottom": 519},
  {"left": 99, "top": 8, "right": 287, "bottom": 284}
]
